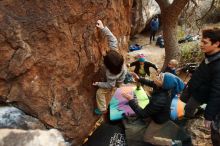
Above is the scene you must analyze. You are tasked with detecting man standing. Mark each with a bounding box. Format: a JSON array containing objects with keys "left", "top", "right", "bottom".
[
  {"left": 149, "top": 16, "right": 159, "bottom": 44},
  {"left": 181, "top": 28, "right": 220, "bottom": 146}
]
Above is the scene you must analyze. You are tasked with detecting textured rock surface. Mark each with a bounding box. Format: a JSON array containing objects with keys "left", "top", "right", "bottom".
[
  {"left": 0, "top": 0, "right": 132, "bottom": 145},
  {"left": 0, "top": 129, "right": 66, "bottom": 146},
  {"left": 0, "top": 106, "right": 45, "bottom": 130}
]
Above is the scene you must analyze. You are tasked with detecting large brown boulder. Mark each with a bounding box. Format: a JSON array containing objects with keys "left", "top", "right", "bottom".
[{"left": 0, "top": 0, "right": 132, "bottom": 145}]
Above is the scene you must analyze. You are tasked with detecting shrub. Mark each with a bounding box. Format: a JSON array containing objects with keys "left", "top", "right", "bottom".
[{"left": 179, "top": 41, "right": 204, "bottom": 66}]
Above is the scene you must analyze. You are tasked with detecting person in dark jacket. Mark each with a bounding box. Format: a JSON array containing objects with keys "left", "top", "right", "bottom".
[
  {"left": 123, "top": 72, "right": 184, "bottom": 123},
  {"left": 163, "top": 59, "right": 178, "bottom": 75},
  {"left": 180, "top": 27, "right": 220, "bottom": 146},
  {"left": 122, "top": 72, "right": 185, "bottom": 145},
  {"left": 156, "top": 35, "right": 164, "bottom": 48},
  {"left": 128, "top": 55, "right": 158, "bottom": 78},
  {"left": 150, "top": 16, "right": 159, "bottom": 44}
]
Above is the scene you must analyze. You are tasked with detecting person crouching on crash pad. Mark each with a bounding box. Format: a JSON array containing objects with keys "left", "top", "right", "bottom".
[{"left": 122, "top": 72, "right": 188, "bottom": 146}]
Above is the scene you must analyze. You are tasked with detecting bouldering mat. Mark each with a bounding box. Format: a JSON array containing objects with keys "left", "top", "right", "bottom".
[
  {"left": 109, "top": 85, "right": 149, "bottom": 121},
  {"left": 170, "top": 95, "right": 186, "bottom": 120},
  {"left": 83, "top": 123, "right": 126, "bottom": 146},
  {"left": 83, "top": 122, "right": 153, "bottom": 146}
]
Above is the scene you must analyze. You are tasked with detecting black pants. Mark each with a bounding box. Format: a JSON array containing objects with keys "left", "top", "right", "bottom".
[
  {"left": 184, "top": 97, "right": 201, "bottom": 118},
  {"left": 211, "top": 125, "right": 220, "bottom": 146},
  {"left": 180, "top": 86, "right": 201, "bottom": 118},
  {"left": 150, "top": 30, "right": 157, "bottom": 43}
]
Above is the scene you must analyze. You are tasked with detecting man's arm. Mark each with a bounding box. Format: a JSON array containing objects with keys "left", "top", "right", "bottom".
[
  {"left": 129, "top": 61, "right": 138, "bottom": 67},
  {"left": 129, "top": 98, "right": 164, "bottom": 119},
  {"left": 138, "top": 78, "right": 157, "bottom": 88},
  {"left": 146, "top": 62, "right": 158, "bottom": 71},
  {"left": 122, "top": 93, "right": 163, "bottom": 119}
]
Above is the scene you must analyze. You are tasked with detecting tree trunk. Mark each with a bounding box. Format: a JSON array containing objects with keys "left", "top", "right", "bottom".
[
  {"left": 161, "top": 12, "right": 180, "bottom": 70},
  {"left": 155, "top": 0, "right": 190, "bottom": 71}
]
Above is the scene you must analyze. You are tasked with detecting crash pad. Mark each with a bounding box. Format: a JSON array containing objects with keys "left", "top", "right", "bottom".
[
  {"left": 109, "top": 85, "right": 149, "bottom": 121},
  {"left": 170, "top": 95, "right": 186, "bottom": 120}
]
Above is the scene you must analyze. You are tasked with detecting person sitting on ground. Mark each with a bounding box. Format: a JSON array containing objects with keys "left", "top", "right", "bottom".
[
  {"left": 128, "top": 54, "right": 158, "bottom": 78},
  {"left": 122, "top": 72, "right": 187, "bottom": 145},
  {"left": 163, "top": 59, "right": 178, "bottom": 75},
  {"left": 92, "top": 20, "right": 127, "bottom": 116},
  {"left": 156, "top": 35, "right": 164, "bottom": 48}
]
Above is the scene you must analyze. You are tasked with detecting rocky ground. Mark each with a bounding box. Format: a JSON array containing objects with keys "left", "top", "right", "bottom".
[{"left": 127, "top": 33, "right": 165, "bottom": 71}]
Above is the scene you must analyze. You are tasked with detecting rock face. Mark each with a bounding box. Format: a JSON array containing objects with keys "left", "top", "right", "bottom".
[
  {"left": 0, "top": 129, "right": 66, "bottom": 146},
  {"left": 131, "top": 0, "right": 160, "bottom": 35},
  {"left": 0, "top": 106, "right": 45, "bottom": 130},
  {"left": 0, "top": 0, "right": 132, "bottom": 145}
]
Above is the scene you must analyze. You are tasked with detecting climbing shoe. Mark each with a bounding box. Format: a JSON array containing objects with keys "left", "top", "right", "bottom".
[{"left": 94, "top": 108, "right": 102, "bottom": 115}]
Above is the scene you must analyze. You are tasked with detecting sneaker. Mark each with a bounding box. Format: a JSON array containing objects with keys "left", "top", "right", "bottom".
[
  {"left": 172, "top": 140, "right": 182, "bottom": 146},
  {"left": 94, "top": 108, "right": 102, "bottom": 115}
]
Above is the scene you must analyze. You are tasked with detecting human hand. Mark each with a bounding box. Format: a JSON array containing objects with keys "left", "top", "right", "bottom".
[
  {"left": 96, "top": 20, "right": 104, "bottom": 29},
  {"left": 121, "top": 92, "right": 133, "bottom": 101},
  {"left": 127, "top": 64, "right": 130, "bottom": 68},
  {"left": 204, "top": 120, "right": 212, "bottom": 129},
  {"left": 93, "top": 82, "right": 99, "bottom": 86},
  {"left": 153, "top": 74, "right": 163, "bottom": 87},
  {"left": 130, "top": 72, "right": 139, "bottom": 82},
  {"left": 156, "top": 69, "right": 160, "bottom": 76}
]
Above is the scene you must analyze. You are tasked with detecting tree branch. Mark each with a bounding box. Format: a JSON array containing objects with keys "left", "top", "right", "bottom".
[
  {"left": 190, "top": 0, "right": 198, "bottom": 7},
  {"left": 169, "top": 0, "right": 190, "bottom": 17},
  {"left": 196, "top": 0, "right": 216, "bottom": 24},
  {"left": 155, "top": 0, "right": 171, "bottom": 10}
]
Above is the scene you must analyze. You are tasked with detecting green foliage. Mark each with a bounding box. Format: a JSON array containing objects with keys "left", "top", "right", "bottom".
[
  {"left": 179, "top": 41, "right": 204, "bottom": 66},
  {"left": 177, "top": 26, "right": 185, "bottom": 40}
]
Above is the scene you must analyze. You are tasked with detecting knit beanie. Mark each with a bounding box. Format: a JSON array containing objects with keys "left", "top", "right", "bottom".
[
  {"left": 138, "top": 57, "right": 145, "bottom": 62},
  {"left": 162, "top": 73, "right": 185, "bottom": 98}
]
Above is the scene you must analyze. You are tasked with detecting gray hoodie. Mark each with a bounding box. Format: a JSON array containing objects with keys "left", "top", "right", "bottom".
[{"left": 97, "top": 27, "right": 127, "bottom": 88}]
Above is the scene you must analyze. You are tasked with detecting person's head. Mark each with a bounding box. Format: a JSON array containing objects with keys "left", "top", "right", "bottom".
[
  {"left": 201, "top": 28, "right": 220, "bottom": 55},
  {"left": 138, "top": 57, "right": 145, "bottom": 65},
  {"left": 154, "top": 16, "right": 158, "bottom": 21},
  {"left": 137, "top": 54, "right": 145, "bottom": 65},
  {"left": 168, "top": 59, "right": 178, "bottom": 70},
  {"left": 154, "top": 73, "right": 185, "bottom": 97},
  {"left": 103, "top": 50, "right": 124, "bottom": 75}
]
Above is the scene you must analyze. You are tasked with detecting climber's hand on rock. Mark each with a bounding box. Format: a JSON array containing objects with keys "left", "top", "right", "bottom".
[
  {"left": 96, "top": 20, "right": 104, "bottom": 29},
  {"left": 92, "top": 82, "right": 99, "bottom": 86}
]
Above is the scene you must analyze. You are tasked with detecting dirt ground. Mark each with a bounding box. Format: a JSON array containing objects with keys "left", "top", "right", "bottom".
[{"left": 127, "top": 33, "right": 165, "bottom": 70}]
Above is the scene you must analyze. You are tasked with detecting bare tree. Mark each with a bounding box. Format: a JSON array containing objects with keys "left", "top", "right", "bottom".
[
  {"left": 155, "top": 0, "right": 190, "bottom": 70},
  {"left": 155, "top": 0, "right": 217, "bottom": 70}
]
